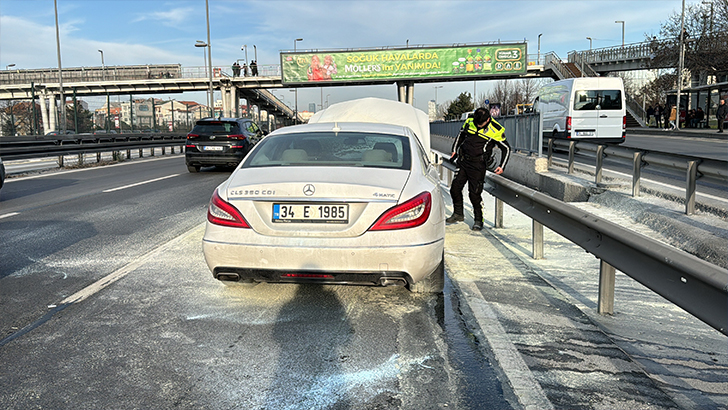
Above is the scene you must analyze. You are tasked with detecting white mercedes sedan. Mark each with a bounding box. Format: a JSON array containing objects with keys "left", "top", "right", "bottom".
[{"left": 202, "top": 99, "right": 445, "bottom": 293}]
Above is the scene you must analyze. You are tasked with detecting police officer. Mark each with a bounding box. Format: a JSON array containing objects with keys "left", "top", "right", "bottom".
[{"left": 446, "top": 107, "right": 511, "bottom": 231}]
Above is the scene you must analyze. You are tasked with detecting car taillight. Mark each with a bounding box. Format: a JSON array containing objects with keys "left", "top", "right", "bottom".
[
  {"left": 208, "top": 189, "right": 250, "bottom": 228},
  {"left": 623, "top": 116, "right": 627, "bottom": 129},
  {"left": 369, "top": 192, "right": 431, "bottom": 231},
  {"left": 187, "top": 133, "right": 199, "bottom": 139},
  {"left": 566, "top": 116, "right": 572, "bottom": 132},
  {"left": 228, "top": 134, "right": 246, "bottom": 140}
]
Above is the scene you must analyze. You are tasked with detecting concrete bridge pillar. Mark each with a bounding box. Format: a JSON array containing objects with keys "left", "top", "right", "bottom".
[
  {"left": 48, "top": 94, "right": 57, "bottom": 133},
  {"left": 230, "top": 85, "right": 237, "bottom": 117},
  {"left": 39, "top": 92, "right": 50, "bottom": 134},
  {"left": 396, "top": 81, "right": 415, "bottom": 105},
  {"left": 220, "top": 86, "right": 229, "bottom": 118}
]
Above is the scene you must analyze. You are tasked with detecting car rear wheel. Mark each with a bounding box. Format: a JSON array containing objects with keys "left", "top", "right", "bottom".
[
  {"left": 187, "top": 165, "right": 200, "bottom": 173},
  {"left": 409, "top": 253, "right": 444, "bottom": 294}
]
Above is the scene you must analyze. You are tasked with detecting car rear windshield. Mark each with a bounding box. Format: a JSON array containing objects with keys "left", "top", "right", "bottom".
[
  {"left": 243, "top": 132, "right": 411, "bottom": 170},
  {"left": 191, "top": 121, "right": 240, "bottom": 135},
  {"left": 573, "top": 90, "right": 622, "bottom": 111}
]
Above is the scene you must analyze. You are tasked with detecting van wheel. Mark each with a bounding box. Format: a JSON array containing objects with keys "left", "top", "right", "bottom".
[
  {"left": 187, "top": 165, "right": 200, "bottom": 173},
  {"left": 409, "top": 253, "right": 445, "bottom": 294}
]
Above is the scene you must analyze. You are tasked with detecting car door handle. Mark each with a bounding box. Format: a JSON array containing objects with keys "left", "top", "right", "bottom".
[{"left": 600, "top": 115, "right": 609, "bottom": 118}]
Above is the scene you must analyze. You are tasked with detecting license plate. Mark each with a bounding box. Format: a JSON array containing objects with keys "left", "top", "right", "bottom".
[
  {"left": 203, "top": 145, "right": 224, "bottom": 151},
  {"left": 576, "top": 131, "right": 595, "bottom": 137},
  {"left": 273, "top": 203, "right": 349, "bottom": 223}
]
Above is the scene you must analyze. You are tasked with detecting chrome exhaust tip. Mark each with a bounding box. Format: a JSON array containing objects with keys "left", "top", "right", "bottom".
[
  {"left": 217, "top": 273, "right": 240, "bottom": 282},
  {"left": 379, "top": 277, "right": 407, "bottom": 287}
]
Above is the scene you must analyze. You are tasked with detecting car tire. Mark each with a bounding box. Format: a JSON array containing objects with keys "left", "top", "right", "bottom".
[
  {"left": 187, "top": 165, "right": 200, "bottom": 173},
  {"left": 409, "top": 253, "right": 444, "bottom": 294}
]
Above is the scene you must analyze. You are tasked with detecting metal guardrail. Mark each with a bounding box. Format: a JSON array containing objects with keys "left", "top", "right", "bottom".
[
  {"left": 435, "top": 157, "right": 728, "bottom": 335},
  {"left": 0, "top": 133, "right": 186, "bottom": 161},
  {"left": 429, "top": 118, "right": 726, "bottom": 216},
  {"left": 546, "top": 138, "right": 727, "bottom": 215}
]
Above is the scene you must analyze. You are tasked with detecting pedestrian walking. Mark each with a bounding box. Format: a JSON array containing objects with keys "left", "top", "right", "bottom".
[
  {"left": 446, "top": 107, "right": 511, "bottom": 231},
  {"left": 668, "top": 105, "right": 677, "bottom": 130},
  {"left": 655, "top": 104, "right": 663, "bottom": 128},
  {"left": 232, "top": 62, "right": 240, "bottom": 77},
  {"left": 251, "top": 60, "right": 258, "bottom": 76},
  {"left": 242, "top": 63, "right": 249, "bottom": 77},
  {"left": 717, "top": 99, "right": 727, "bottom": 133}
]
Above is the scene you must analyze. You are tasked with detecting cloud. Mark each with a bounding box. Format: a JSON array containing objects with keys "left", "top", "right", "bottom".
[{"left": 132, "top": 7, "right": 195, "bottom": 27}]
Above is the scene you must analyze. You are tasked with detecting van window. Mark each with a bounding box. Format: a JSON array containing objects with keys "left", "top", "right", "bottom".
[{"left": 574, "top": 90, "right": 622, "bottom": 111}]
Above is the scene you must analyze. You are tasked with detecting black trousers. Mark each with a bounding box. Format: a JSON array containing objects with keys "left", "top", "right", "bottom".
[{"left": 450, "top": 158, "right": 486, "bottom": 222}]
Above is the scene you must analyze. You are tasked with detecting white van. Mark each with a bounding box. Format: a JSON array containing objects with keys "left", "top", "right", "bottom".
[{"left": 534, "top": 77, "right": 626, "bottom": 144}]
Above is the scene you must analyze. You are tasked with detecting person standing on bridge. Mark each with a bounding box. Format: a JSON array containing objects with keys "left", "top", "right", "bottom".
[
  {"left": 717, "top": 99, "right": 726, "bottom": 133},
  {"left": 446, "top": 107, "right": 511, "bottom": 231}
]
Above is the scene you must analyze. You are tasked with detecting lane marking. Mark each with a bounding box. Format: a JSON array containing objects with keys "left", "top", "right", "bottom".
[
  {"left": 5, "top": 155, "right": 181, "bottom": 183},
  {"left": 457, "top": 280, "right": 555, "bottom": 410},
  {"left": 0, "top": 212, "right": 20, "bottom": 220},
  {"left": 59, "top": 222, "right": 205, "bottom": 305},
  {"left": 102, "top": 173, "right": 180, "bottom": 193}
]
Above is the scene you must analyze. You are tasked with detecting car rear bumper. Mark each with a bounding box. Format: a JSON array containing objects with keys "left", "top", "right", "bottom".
[
  {"left": 185, "top": 152, "right": 246, "bottom": 166},
  {"left": 202, "top": 237, "right": 444, "bottom": 286}
]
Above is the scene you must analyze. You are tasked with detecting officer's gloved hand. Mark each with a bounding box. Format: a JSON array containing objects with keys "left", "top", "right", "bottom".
[{"left": 485, "top": 155, "right": 496, "bottom": 171}]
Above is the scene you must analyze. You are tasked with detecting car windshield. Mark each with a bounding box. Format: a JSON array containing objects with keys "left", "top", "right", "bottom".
[
  {"left": 192, "top": 122, "right": 240, "bottom": 134},
  {"left": 243, "top": 131, "right": 411, "bottom": 170}
]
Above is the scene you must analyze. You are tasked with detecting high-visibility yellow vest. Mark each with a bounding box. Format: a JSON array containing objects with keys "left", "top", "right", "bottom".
[{"left": 462, "top": 117, "right": 506, "bottom": 142}]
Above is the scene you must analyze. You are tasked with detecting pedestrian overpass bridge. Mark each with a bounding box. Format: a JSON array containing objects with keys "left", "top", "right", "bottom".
[{"left": 0, "top": 38, "right": 679, "bottom": 131}]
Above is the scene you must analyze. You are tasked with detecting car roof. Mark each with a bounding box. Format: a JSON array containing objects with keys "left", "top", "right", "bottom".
[
  {"left": 307, "top": 97, "right": 430, "bottom": 152},
  {"left": 268, "top": 121, "right": 413, "bottom": 137}
]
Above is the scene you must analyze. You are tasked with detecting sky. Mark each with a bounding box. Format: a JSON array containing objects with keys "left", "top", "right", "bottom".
[{"left": 0, "top": 0, "right": 694, "bottom": 113}]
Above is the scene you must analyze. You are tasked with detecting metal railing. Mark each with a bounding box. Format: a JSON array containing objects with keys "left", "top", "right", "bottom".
[
  {"left": 546, "top": 138, "right": 727, "bottom": 216},
  {"left": 430, "top": 113, "right": 543, "bottom": 156},
  {"left": 0, "top": 64, "right": 183, "bottom": 85},
  {"left": 435, "top": 157, "right": 728, "bottom": 336}
]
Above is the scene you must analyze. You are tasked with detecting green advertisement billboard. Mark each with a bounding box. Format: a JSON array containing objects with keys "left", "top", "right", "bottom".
[{"left": 280, "top": 43, "right": 527, "bottom": 85}]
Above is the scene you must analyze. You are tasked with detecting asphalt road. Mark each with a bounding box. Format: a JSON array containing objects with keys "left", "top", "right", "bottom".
[
  {"left": 622, "top": 132, "right": 727, "bottom": 161},
  {"left": 0, "top": 155, "right": 513, "bottom": 409}
]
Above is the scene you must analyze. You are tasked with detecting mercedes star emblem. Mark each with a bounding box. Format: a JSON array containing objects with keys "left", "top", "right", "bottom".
[{"left": 303, "top": 184, "right": 315, "bottom": 196}]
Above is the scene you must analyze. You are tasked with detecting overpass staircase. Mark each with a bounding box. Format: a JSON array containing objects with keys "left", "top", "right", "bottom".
[{"left": 544, "top": 52, "right": 646, "bottom": 128}]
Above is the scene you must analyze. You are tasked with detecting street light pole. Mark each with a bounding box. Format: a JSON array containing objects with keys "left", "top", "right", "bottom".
[
  {"left": 254, "top": 45, "right": 257, "bottom": 62},
  {"left": 676, "top": 0, "right": 686, "bottom": 130},
  {"left": 54, "top": 0, "right": 66, "bottom": 133},
  {"left": 615, "top": 21, "right": 625, "bottom": 47},
  {"left": 6, "top": 64, "right": 15, "bottom": 70},
  {"left": 205, "top": 0, "right": 214, "bottom": 117},
  {"left": 294, "top": 38, "right": 303, "bottom": 124},
  {"left": 196, "top": 41, "right": 210, "bottom": 113},
  {"left": 242, "top": 45, "right": 248, "bottom": 65},
  {"left": 537, "top": 33, "right": 542, "bottom": 65},
  {"left": 98, "top": 49, "right": 104, "bottom": 80},
  {"left": 434, "top": 85, "right": 443, "bottom": 119},
  {"left": 586, "top": 37, "right": 593, "bottom": 50}
]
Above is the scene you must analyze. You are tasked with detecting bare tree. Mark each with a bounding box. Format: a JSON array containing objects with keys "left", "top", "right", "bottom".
[{"left": 436, "top": 100, "right": 451, "bottom": 120}]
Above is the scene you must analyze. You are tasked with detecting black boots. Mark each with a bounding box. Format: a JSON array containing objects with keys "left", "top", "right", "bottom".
[
  {"left": 471, "top": 221, "right": 483, "bottom": 231},
  {"left": 446, "top": 213, "right": 464, "bottom": 223}
]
